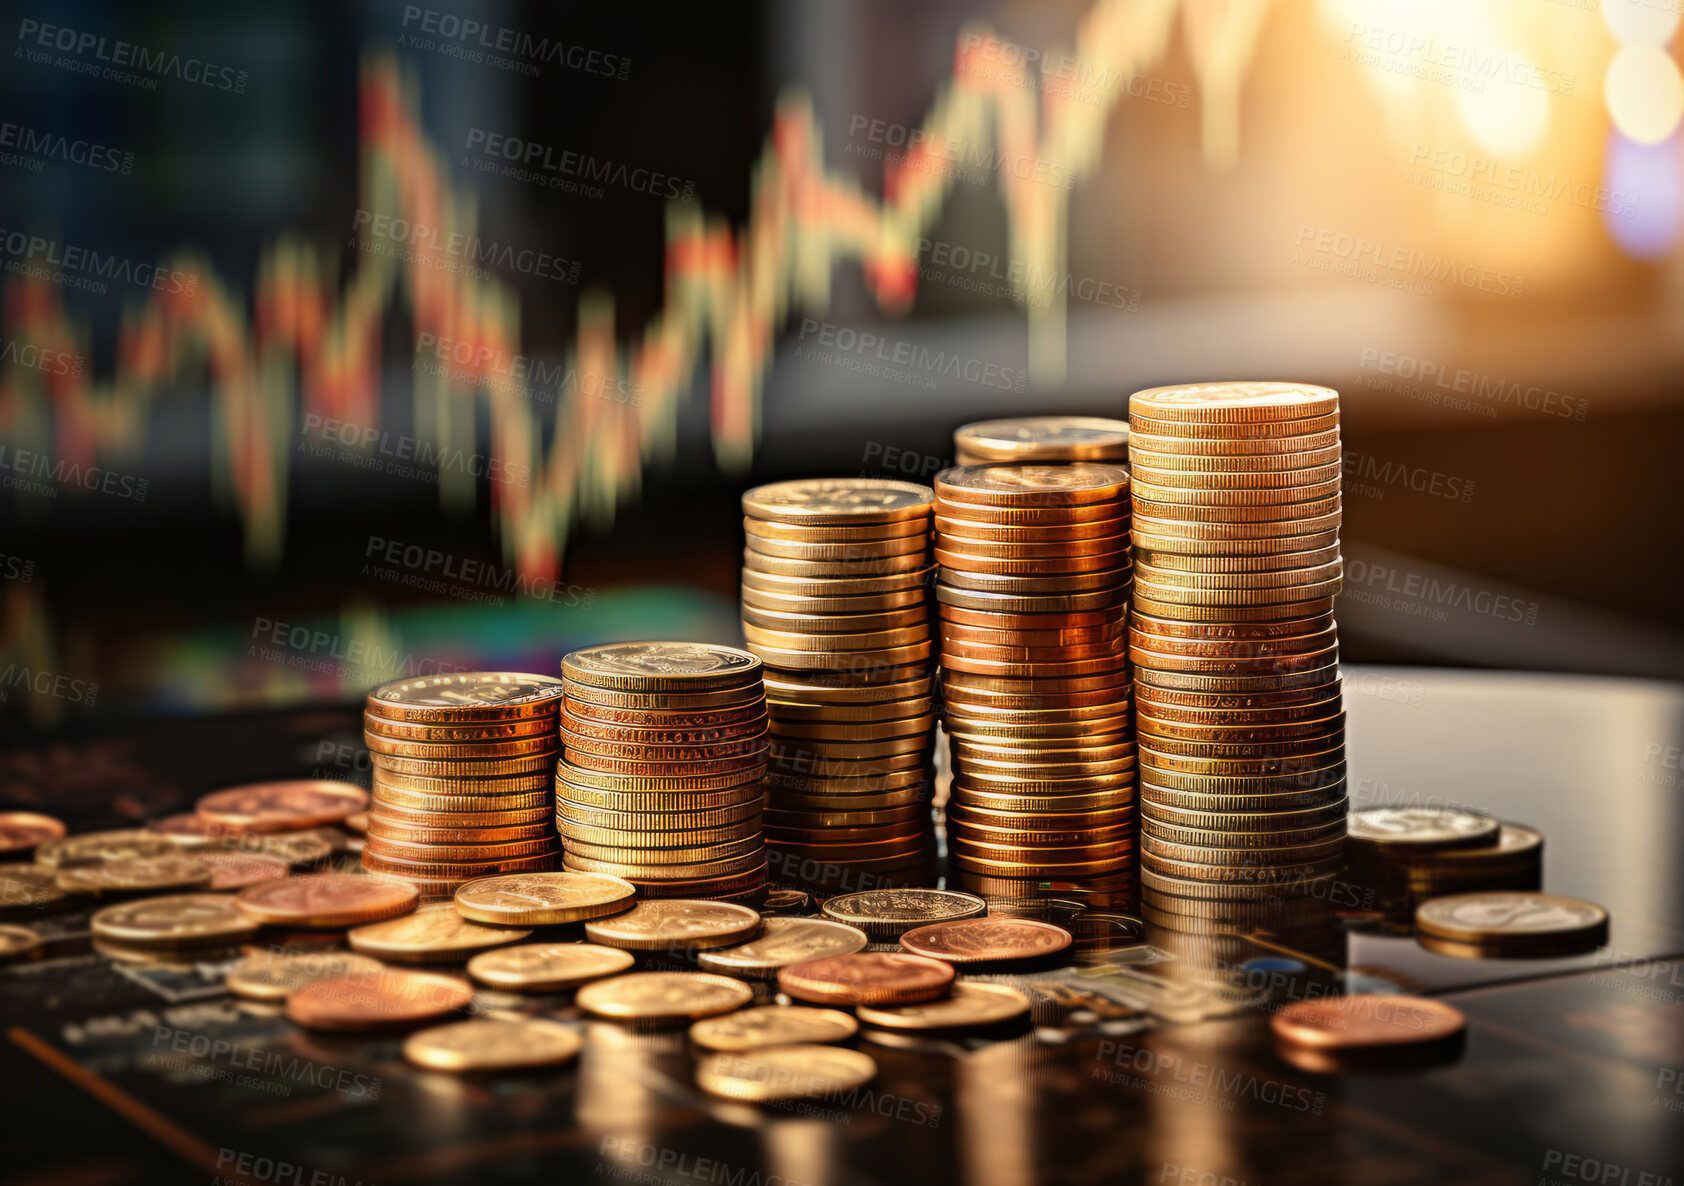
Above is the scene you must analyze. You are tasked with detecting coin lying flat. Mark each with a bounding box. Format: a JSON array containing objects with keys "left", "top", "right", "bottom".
[
  {"left": 696, "top": 1045, "right": 876, "bottom": 1102},
  {"left": 1415, "top": 892, "right": 1608, "bottom": 953},
  {"left": 0, "top": 864, "right": 78, "bottom": 916},
  {"left": 1271, "top": 994, "right": 1465, "bottom": 1052},
  {"left": 820, "top": 889, "right": 987, "bottom": 940},
  {"left": 348, "top": 902, "right": 531, "bottom": 962},
  {"left": 777, "top": 952, "right": 955, "bottom": 1006},
  {"left": 199, "top": 851, "right": 290, "bottom": 891},
  {"left": 856, "top": 982, "right": 1032, "bottom": 1031},
  {"left": 898, "top": 918, "right": 1072, "bottom": 965},
  {"left": 953, "top": 416, "right": 1130, "bottom": 465},
  {"left": 366, "top": 673, "right": 565, "bottom": 721},
  {"left": 286, "top": 969, "right": 474, "bottom": 1031},
  {"left": 466, "top": 942, "right": 635, "bottom": 992},
  {"left": 91, "top": 894, "right": 259, "bottom": 949},
  {"left": 0, "top": 812, "right": 66, "bottom": 856},
  {"left": 697, "top": 917, "right": 868, "bottom": 979},
  {"left": 36, "top": 830, "right": 177, "bottom": 868},
  {"left": 224, "top": 950, "right": 388, "bottom": 1002},
  {"left": 688, "top": 1005, "right": 859, "bottom": 1051},
  {"left": 196, "top": 781, "right": 370, "bottom": 833},
  {"left": 0, "top": 924, "right": 43, "bottom": 961},
  {"left": 575, "top": 971, "right": 753, "bottom": 1024},
  {"left": 235, "top": 873, "right": 419, "bottom": 928},
  {"left": 1348, "top": 808, "right": 1499, "bottom": 852},
  {"left": 453, "top": 871, "right": 637, "bottom": 925},
  {"left": 583, "top": 900, "right": 762, "bottom": 951},
  {"left": 56, "top": 856, "right": 213, "bottom": 896},
  {"left": 402, "top": 1018, "right": 582, "bottom": 1071}
]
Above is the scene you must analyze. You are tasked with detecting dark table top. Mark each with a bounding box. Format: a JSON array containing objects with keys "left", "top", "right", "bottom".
[{"left": 3, "top": 665, "right": 1682, "bottom": 1186}]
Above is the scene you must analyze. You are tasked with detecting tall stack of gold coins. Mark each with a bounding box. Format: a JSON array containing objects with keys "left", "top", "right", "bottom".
[
  {"left": 954, "top": 416, "right": 1130, "bottom": 467},
  {"left": 363, "top": 673, "right": 564, "bottom": 899},
  {"left": 1128, "top": 382, "right": 1347, "bottom": 933},
  {"left": 933, "top": 465, "right": 1136, "bottom": 888},
  {"left": 739, "top": 479, "right": 938, "bottom": 897},
  {"left": 556, "top": 642, "right": 769, "bottom": 904}
]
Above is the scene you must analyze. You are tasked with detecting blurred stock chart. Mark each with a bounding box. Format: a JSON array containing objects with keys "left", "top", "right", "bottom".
[{"left": 2, "top": 0, "right": 1683, "bottom": 729}]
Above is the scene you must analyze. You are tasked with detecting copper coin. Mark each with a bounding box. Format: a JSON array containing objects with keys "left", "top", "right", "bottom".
[
  {"left": 196, "top": 781, "right": 370, "bottom": 833},
  {"left": 0, "top": 812, "right": 66, "bottom": 855},
  {"left": 286, "top": 968, "right": 474, "bottom": 1031},
  {"left": 199, "top": 851, "right": 291, "bottom": 891},
  {"left": 777, "top": 951, "right": 954, "bottom": 1006},
  {"left": 855, "top": 982, "right": 1032, "bottom": 1031},
  {"left": 235, "top": 873, "right": 419, "bottom": 927},
  {"left": 56, "top": 856, "right": 213, "bottom": 895},
  {"left": 224, "top": 950, "right": 387, "bottom": 1001},
  {"left": 898, "top": 917, "right": 1073, "bottom": 965},
  {"left": 35, "top": 830, "right": 176, "bottom": 868},
  {"left": 1271, "top": 994, "right": 1464, "bottom": 1052},
  {"left": 90, "top": 894, "right": 260, "bottom": 948},
  {"left": 576, "top": 971, "right": 753, "bottom": 1024},
  {"left": 366, "top": 672, "right": 565, "bottom": 721}
]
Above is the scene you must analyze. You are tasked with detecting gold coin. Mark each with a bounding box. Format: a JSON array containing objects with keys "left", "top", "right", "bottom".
[
  {"left": 696, "top": 1045, "right": 876, "bottom": 1101},
  {"left": 452, "top": 871, "right": 635, "bottom": 925},
  {"left": 744, "top": 548, "right": 931, "bottom": 578},
  {"left": 224, "top": 949, "right": 387, "bottom": 1002},
  {"left": 562, "top": 849, "right": 766, "bottom": 881},
  {"left": 856, "top": 981, "right": 1031, "bottom": 1030},
  {"left": 934, "top": 464, "right": 1128, "bottom": 506},
  {"left": 363, "top": 713, "right": 556, "bottom": 742},
  {"left": 1348, "top": 808, "right": 1500, "bottom": 851},
  {"left": 743, "top": 516, "right": 927, "bottom": 542},
  {"left": 740, "top": 563, "right": 934, "bottom": 599},
  {"left": 1132, "top": 469, "right": 1342, "bottom": 500},
  {"left": 402, "top": 1017, "right": 580, "bottom": 1071},
  {"left": 576, "top": 970, "right": 753, "bottom": 1023},
  {"left": 557, "top": 820, "right": 758, "bottom": 851},
  {"left": 557, "top": 800, "right": 762, "bottom": 833},
  {"left": 939, "top": 568, "right": 1129, "bottom": 596},
  {"left": 762, "top": 673, "right": 934, "bottom": 706},
  {"left": 557, "top": 782, "right": 765, "bottom": 814},
  {"left": 695, "top": 916, "right": 868, "bottom": 978},
  {"left": 741, "top": 584, "right": 929, "bottom": 614},
  {"left": 371, "top": 786, "right": 553, "bottom": 814},
  {"left": 466, "top": 942, "right": 634, "bottom": 991},
  {"left": 556, "top": 763, "right": 763, "bottom": 792},
  {"left": 0, "top": 812, "right": 66, "bottom": 856},
  {"left": 90, "top": 894, "right": 258, "bottom": 948},
  {"left": 689, "top": 1005, "right": 858, "bottom": 1051},
  {"left": 1414, "top": 892, "right": 1608, "bottom": 948},
  {"left": 742, "top": 622, "right": 929, "bottom": 653},
  {"left": 747, "top": 534, "right": 928, "bottom": 561},
  {"left": 1130, "top": 380, "right": 1339, "bottom": 423},
  {"left": 365, "top": 734, "right": 559, "bottom": 760},
  {"left": 1128, "top": 443, "right": 1342, "bottom": 472},
  {"left": 562, "top": 683, "right": 767, "bottom": 711},
  {"left": 820, "top": 888, "right": 985, "bottom": 939},
  {"left": 1127, "top": 425, "right": 1341, "bottom": 455},
  {"left": 742, "top": 478, "right": 933, "bottom": 526},
  {"left": 366, "top": 672, "right": 565, "bottom": 721},
  {"left": 36, "top": 830, "right": 177, "bottom": 868},
  {"left": 746, "top": 639, "right": 932, "bottom": 672},
  {"left": 366, "top": 817, "right": 554, "bottom": 844},
  {"left": 371, "top": 753, "right": 556, "bottom": 778},
  {"left": 953, "top": 416, "right": 1129, "bottom": 464},
  {"left": 348, "top": 902, "right": 530, "bottom": 962},
  {"left": 0, "top": 924, "right": 43, "bottom": 961},
  {"left": 563, "top": 642, "right": 763, "bottom": 692},
  {"left": 582, "top": 899, "right": 762, "bottom": 950},
  {"left": 363, "top": 836, "right": 559, "bottom": 864},
  {"left": 0, "top": 864, "right": 76, "bottom": 916},
  {"left": 57, "top": 856, "right": 213, "bottom": 895}
]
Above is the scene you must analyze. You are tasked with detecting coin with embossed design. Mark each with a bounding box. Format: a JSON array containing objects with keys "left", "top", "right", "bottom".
[
  {"left": 575, "top": 971, "right": 752, "bottom": 1023},
  {"left": 697, "top": 917, "right": 868, "bottom": 979},
  {"left": 583, "top": 899, "right": 762, "bottom": 951},
  {"left": 466, "top": 942, "right": 634, "bottom": 992},
  {"left": 235, "top": 873, "right": 419, "bottom": 927},
  {"left": 688, "top": 1005, "right": 858, "bottom": 1051},
  {"left": 91, "top": 894, "right": 259, "bottom": 948},
  {"left": 898, "top": 917, "right": 1072, "bottom": 965},
  {"left": 453, "top": 871, "right": 636, "bottom": 926},
  {"left": 696, "top": 1045, "right": 876, "bottom": 1101},
  {"left": 349, "top": 902, "right": 530, "bottom": 962},
  {"left": 820, "top": 888, "right": 986, "bottom": 940},
  {"left": 403, "top": 1018, "right": 581, "bottom": 1071}
]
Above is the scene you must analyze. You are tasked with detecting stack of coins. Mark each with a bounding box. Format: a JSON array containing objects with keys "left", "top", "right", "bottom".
[
  {"left": 933, "top": 465, "right": 1136, "bottom": 886},
  {"left": 739, "top": 479, "right": 939, "bottom": 898},
  {"left": 556, "top": 642, "right": 769, "bottom": 904},
  {"left": 954, "top": 416, "right": 1130, "bottom": 467},
  {"left": 363, "top": 673, "right": 563, "bottom": 899},
  {"left": 1126, "top": 382, "right": 1347, "bottom": 922},
  {"left": 1347, "top": 809, "right": 1542, "bottom": 920}
]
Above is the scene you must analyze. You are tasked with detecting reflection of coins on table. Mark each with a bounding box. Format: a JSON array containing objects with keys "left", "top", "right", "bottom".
[
  {"left": 688, "top": 1005, "right": 859, "bottom": 1051},
  {"left": 349, "top": 902, "right": 531, "bottom": 962},
  {"left": 897, "top": 917, "right": 1072, "bottom": 965},
  {"left": 453, "top": 871, "right": 636, "bottom": 926},
  {"left": 196, "top": 781, "right": 370, "bottom": 833},
  {"left": 696, "top": 1045, "right": 876, "bottom": 1102},
  {"left": 0, "top": 924, "right": 43, "bottom": 961},
  {"left": 466, "top": 942, "right": 634, "bottom": 992},
  {"left": 91, "top": 894, "right": 259, "bottom": 948},
  {"left": 697, "top": 917, "right": 868, "bottom": 979},
  {"left": 236, "top": 873, "right": 419, "bottom": 928},
  {"left": 36, "top": 830, "right": 176, "bottom": 868},
  {"left": 1415, "top": 891, "right": 1608, "bottom": 956},
  {"left": 1348, "top": 808, "right": 1499, "bottom": 852},
  {"left": 583, "top": 900, "right": 763, "bottom": 951},
  {"left": 286, "top": 969, "right": 474, "bottom": 1031},
  {"left": 403, "top": 1018, "right": 582, "bottom": 1071},
  {"left": 1271, "top": 994, "right": 1465, "bottom": 1052},
  {"left": 575, "top": 971, "right": 753, "bottom": 1024},
  {"left": 760, "top": 888, "right": 812, "bottom": 915},
  {"left": 0, "top": 812, "right": 66, "bottom": 857},
  {"left": 777, "top": 952, "right": 955, "bottom": 1006},
  {"left": 225, "top": 950, "right": 388, "bottom": 1002},
  {"left": 56, "top": 856, "right": 213, "bottom": 896},
  {"left": 856, "top": 982, "right": 1031, "bottom": 1031},
  {"left": 820, "top": 889, "right": 986, "bottom": 940}
]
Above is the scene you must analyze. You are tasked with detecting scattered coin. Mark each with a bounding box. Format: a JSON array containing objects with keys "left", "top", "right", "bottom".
[
  {"left": 196, "top": 781, "right": 370, "bottom": 833},
  {"left": 575, "top": 971, "right": 753, "bottom": 1024},
  {"left": 348, "top": 902, "right": 531, "bottom": 962},
  {"left": 1415, "top": 891, "right": 1608, "bottom": 956},
  {"left": 1348, "top": 808, "right": 1500, "bottom": 852},
  {"left": 697, "top": 917, "right": 869, "bottom": 979},
  {"left": 583, "top": 899, "right": 763, "bottom": 951},
  {"left": 235, "top": 873, "right": 419, "bottom": 928},
  {"left": 688, "top": 1005, "right": 859, "bottom": 1051},
  {"left": 56, "top": 855, "right": 213, "bottom": 896},
  {"left": 1271, "top": 993, "right": 1466, "bottom": 1054},
  {"left": 821, "top": 889, "right": 987, "bottom": 940},
  {"left": 0, "top": 812, "right": 66, "bottom": 857},
  {"left": 286, "top": 969, "right": 474, "bottom": 1031},
  {"left": 90, "top": 894, "right": 259, "bottom": 948},
  {"left": 36, "top": 830, "right": 176, "bottom": 868},
  {"left": 453, "top": 871, "right": 636, "bottom": 926},
  {"left": 0, "top": 924, "right": 43, "bottom": 961},
  {"left": 465, "top": 942, "right": 634, "bottom": 992},
  {"left": 224, "top": 949, "right": 388, "bottom": 1001},
  {"left": 777, "top": 951, "right": 955, "bottom": 1006},
  {"left": 697, "top": 1045, "right": 876, "bottom": 1102},
  {"left": 402, "top": 1018, "right": 582, "bottom": 1071},
  {"left": 856, "top": 982, "right": 1032, "bottom": 1031},
  {"left": 0, "top": 864, "right": 78, "bottom": 916},
  {"left": 199, "top": 851, "right": 290, "bottom": 891},
  {"left": 898, "top": 917, "right": 1073, "bottom": 965}
]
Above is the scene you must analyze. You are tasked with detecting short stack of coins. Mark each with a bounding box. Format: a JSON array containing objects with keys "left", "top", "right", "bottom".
[
  {"left": 1126, "top": 381, "right": 1347, "bottom": 924},
  {"left": 933, "top": 464, "right": 1137, "bottom": 886},
  {"left": 954, "top": 416, "right": 1130, "bottom": 467},
  {"left": 739, "top": 479, "right": 939, "bottom": 897},
  {"left": 556, "top": 642, "right": 769, "bottom": 904},
  {"left": 1347, "top": 808, "right": 1542, "bottom": 921},
  {"left": 363, "top": 673, "right": 564, "bottom": 899}
]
